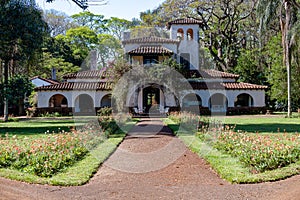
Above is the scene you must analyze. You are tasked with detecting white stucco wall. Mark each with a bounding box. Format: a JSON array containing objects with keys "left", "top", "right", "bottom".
[
  {"left": 189, "top": 89, "right": 265, "bottom": 108},
  {"left": 37, "top": 90, "right": 111, "bottom": 108},
  {"left": 226, "top": 90, "right": 266, "bottom": 107},
  {"left": 170, "top": 24, "right": 200, "bottom": 70},
  {"left": 37, "top": 88, "right": 265, "bottom": 113},
  {"left": 170, "top": 24, "right": 199, "bottom": 42}
]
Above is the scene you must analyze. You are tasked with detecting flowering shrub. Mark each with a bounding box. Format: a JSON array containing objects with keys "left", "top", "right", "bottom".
[
  {"left": 0, "top": 122, "right": 106, "bottom": 177},
  {"left": 168, "top": 111, "right": 205, "bottom": 132},
  {"left": 214, "top": 128, "right": 300, "bottom": 173},
  {"left": 169, "top": 112, "right": 300, "bottom": 173}
]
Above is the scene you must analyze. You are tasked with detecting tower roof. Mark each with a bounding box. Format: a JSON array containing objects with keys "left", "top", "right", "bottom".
[
  {"left": 122, "top": 36, "right": 179, "bottom": 45},
  {"left": 167, "top": 18, "right": 202, "bottom": 29},
  {"left": 128, "top": 46, "right": 173, "bottom": 55}
]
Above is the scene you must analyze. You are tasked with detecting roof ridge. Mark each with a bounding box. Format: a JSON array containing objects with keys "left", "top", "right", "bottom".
[
  {"left": 31, "top": 76, "right": 60, "bottom": 84},
  {"left": 122, "top": 37, "right": 180, "bottom": 44}
]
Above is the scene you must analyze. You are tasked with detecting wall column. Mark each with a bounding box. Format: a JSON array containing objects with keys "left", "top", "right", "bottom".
[
  {"left": 160, "top": 89, "right": 165, "bottom": 112},
  {"left": 138, "top": 88, "right": 143, "bottom": 113}
]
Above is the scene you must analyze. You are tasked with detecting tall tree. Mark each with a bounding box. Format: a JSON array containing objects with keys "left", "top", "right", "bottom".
[
  {"left": 195, "top": 0, "right": 255, "bottom": 71},
  {"left": 7, "top": 75, "right": 33, "bottom": 115},
  {"left": 71, "top": 11, "right": 107, "bottom": 34},
  {"left": 106, "top": 17, "right": 133, "bottom": 40},
  {"left": 56, "top": 26, "right": 98, "bottom": 70},
  {"left": 43, "top": 9, "right": 75, "bottom": 37},
  {"left": 97, "top": 34, "right": 122, "bottom": 68},
  {"left": 153, "top": 0, "right": 256, "bottom": 71},
  {"left": 142, "top": 0, "right": 196, "bottom": 26},
  {"left": 0, "top": 0, "right": 47, "bottom": 121},
  {"left": 257, "top": 0, "right": 300, "bottom": 117}
]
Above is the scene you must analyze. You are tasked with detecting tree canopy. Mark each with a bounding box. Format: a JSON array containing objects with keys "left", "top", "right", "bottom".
[{"left": 0, "top": 0, "right": 47, "bottom": 121}]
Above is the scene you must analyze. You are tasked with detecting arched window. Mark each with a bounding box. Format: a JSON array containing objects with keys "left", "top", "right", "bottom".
[
  {"left": 234, "top": 93, "right": 254, "bottom": 107},
  {"left": 209, "top": 93, "right": 228, "bottom": 112},
  {"left": 48, "top": 94, "right": 68, "bottom": 108},
  {"left": 61, "top": 97, "right": 68, "bottom": 107},
  {"left": 187, "top": 29, "right": 193, "bottom": 40},
  {"left": 182, "top": 93, "right": 202, "bottom": 107},
  {"left": 101, "top": 94, "right": 112, "bottom": 107},
  {"left": 75, "top": 94, "right": 94, "bottom": 113},
  {"left": 177, "top": 28, "right": 184, "bottom": 40}
]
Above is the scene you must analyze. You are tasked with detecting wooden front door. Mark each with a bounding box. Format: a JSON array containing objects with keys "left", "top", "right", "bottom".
[{"left": 143, "top": 86, "right": 160, "bottom": 113}]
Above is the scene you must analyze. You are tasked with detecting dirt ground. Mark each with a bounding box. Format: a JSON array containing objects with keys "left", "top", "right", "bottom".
[{"left": 0, "top": 119, "right": 299, "bottom": 200}]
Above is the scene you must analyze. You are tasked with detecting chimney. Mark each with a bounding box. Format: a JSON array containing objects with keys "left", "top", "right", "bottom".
[
  {"left": 90, "top": 50, "right": 97, "bottom": 70},
  {"left": 51, "top": 68, "right": 56, "bottom": 80},
  {"left": 122, "top": 31, "right": 131, "bottom": 41}
]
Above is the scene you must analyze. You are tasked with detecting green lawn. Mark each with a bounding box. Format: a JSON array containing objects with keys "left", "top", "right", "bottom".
[
  {"left": 224, "top": 115, "right": 300, "bottom": 134},
  {"left": 0, "top": 117, "right": 83, "bottom": 137},
  {"left": 0, "top": 117, "right": 133, "bottom": 185},
  {"left": 165, "top": 114, "right": 300, "bottom": 183}
]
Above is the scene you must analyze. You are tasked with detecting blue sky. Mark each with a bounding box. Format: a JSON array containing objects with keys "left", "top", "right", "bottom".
[{"left": 36, "top": 0, "right": 165, "bottom": 20}]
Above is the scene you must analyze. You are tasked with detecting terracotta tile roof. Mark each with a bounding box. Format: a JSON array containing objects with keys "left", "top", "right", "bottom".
[
  {"left": 128, "top": 46, "right": 173, "bottom": 54},
  {"left": 30, "top": 76, "right": 60, "bottom": 84},
  {"left": 183, "top": 69, "right": 239, "bottom": 79},
  {"left": 201, "top": 69, "right": 240, "bottom": 79},
  {"left": 167, "top": 18, "right": 202, "bottom": 29},
  {"left": 63, "top": 69, "right": 108, "bottom": 79},
  {"left": 35, "top": 82, "right": 113, "bottom": 91},
  {"left": 122, "top": 36, "right": 180, "bottom": 45},
  {"left": 223, "top": 82, "right": 268, "bottom": 89},
  {"left": 190, "top": 82, "right": 267, "bottom": 90}
]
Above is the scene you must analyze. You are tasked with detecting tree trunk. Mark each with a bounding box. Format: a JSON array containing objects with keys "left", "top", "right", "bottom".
[
  {"left": 3, "top": 60, "right": 9, "bottom": 122},
  {"left": 285, "top": 1, "right": 292, "bottom": 117},
  {"left": 18, "top": 97, "right": 24, "bottom": 116}
]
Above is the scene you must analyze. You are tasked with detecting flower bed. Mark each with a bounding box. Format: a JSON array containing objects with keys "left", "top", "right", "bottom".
[
  {"left": 214, "top": 129, "right": 300, "bottom": 173},
  {"left": 169, "top": 112, "right": 300, "bottom": 173},
  {"left": 0, "top": 122, "right": 106, "bottom": 177}
]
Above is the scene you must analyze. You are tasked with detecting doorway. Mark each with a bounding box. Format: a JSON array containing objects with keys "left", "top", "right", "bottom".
[{"left": 143, "top": 86, "right": 160, "bottom": 113}]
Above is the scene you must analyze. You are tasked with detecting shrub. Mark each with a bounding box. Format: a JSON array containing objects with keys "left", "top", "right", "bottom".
[
  {"left": 0, "top": 122, "right": 106, "bottom": 177},
  {"left": 97, "top": 107, "right": 112, "bottom": 116},
  {"left": 169, "top": 112, "right": 300, "bottom": 173},
  {"left": 214, "top": 130, "right": 300, "bottom": 173}
]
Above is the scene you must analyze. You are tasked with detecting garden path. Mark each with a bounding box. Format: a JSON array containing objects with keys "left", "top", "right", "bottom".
[{"left": 0, "top": 118, "right": 299, "bottom": 200}]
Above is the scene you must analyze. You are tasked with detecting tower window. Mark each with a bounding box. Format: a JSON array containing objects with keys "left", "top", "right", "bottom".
[
  {"left": 187, "top": 29, "right": 193, "bottom": 40},
  {"left": 177, "top": 28, "right": 184, "bottom": 40}
]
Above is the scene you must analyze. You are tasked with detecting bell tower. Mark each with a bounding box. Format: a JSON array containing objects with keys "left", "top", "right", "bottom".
[{"left": 167, "top": 18, "right": 201, "bottom": 70}]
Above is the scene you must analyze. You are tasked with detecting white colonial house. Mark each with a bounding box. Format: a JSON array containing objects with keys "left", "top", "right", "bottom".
[{"left": 35, "top": 18, "right": 267, "bottom": 116}]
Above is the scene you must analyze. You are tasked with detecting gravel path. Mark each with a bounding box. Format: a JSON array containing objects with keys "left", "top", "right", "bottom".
[{"left": 0, "top": 119, "right": 299, "bottom": 200}]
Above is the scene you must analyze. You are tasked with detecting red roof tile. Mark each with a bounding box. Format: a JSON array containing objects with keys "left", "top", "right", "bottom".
[
  {"left": 64, "top": 69, "right": 239, "bottom": 80},
  {"left": 223, "top": 82, "right": 268, "bottom": 89},
  {"left": 167, "top": 18, "right": 202, "bottom": 29},
  {"left": 183, "top": 69, "right": 239, "bottom": 79},
  {"left": 190, "top": 82, "right": 267, "bottom": 90},
  {"left": 63, "top": 69, "right": 108, "bottom": 79},
  {"left": 35, "top": 82, "right": 113, "bottom": 91},
  {"left": 128, "top": 46, "right": 173, "bottom": 54},
  {"left": 201, "top": 69, "right": 239, "bottom": 79},
  {"left": 122, "top": 36, "right": 180, "bottom": 45}
]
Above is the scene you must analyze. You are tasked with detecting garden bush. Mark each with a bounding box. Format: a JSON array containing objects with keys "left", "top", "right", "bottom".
[
  {"left": 0, "top": 122, "right": 106, "bottom": 177},
  {"left": 214, "top": 129, "right": 300, "bottom": 173},
  {"left": 169, "top": 112, "right": 300, "bottom": 173}
]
